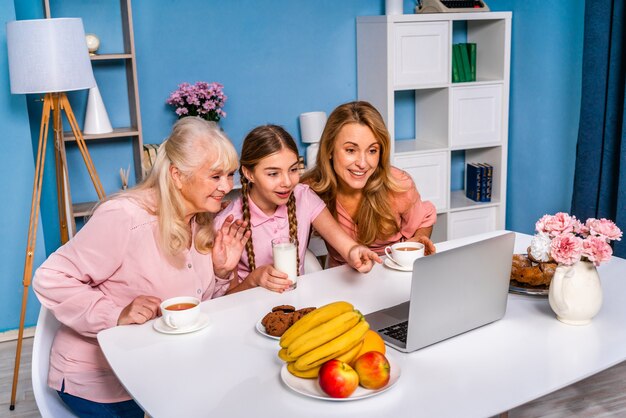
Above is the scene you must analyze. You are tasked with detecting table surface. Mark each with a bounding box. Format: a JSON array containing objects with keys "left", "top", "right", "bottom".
[{"left": 98, "top": 231, "right": 626, "bottom": 418}]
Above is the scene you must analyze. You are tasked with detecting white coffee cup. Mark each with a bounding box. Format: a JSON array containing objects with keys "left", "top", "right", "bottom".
[
  {"left": 160, "top": 296, "right": 201, "bottom": 329},
  {"left": 272, "top": 237, "right": 298, "bottom": 290},
  {"left": 384, "top": 242, "right": 425, "bottom": 269}
]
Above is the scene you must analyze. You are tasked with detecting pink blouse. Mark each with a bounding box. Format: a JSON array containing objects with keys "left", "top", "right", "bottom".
[
  {"left": 214, "top": 183, "right": 326, "bottom": 279},
  {"left": 33, "top": 197, "right": 230, "bottom": 403},
  {"left": 327, "top": 167, "right": 437, "bottom": 266}
]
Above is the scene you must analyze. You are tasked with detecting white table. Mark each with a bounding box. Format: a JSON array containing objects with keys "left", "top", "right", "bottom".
[{"left": 98, "top": 232, "right": 626, "bottom": 418}]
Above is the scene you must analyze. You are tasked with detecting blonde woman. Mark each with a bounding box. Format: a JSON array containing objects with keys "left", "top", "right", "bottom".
[
  {"left": 214, "top": 124, "right": 381, "bottom": 293},
  {"left": 33, "top": 118, "right": 249, "bottom": 417},
  {"left": 302, "top": 101, "right": 437, "bottom": 267}
]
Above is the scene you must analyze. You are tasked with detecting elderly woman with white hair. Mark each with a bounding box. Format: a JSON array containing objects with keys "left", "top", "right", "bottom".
[{"left": 33, "top": 117, "right": 249, "bottom": 417}]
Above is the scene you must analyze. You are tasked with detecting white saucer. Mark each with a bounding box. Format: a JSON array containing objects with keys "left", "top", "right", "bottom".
[
  {"left": 255, "top": 318, "right": 280, "bottom": 340},
  {"left": 384, "top": 258, "right": 412, "bottom": 272},
  {"left": 153, "top": 313, "right": 210, "bottom": 335},
  {"left": 280, "top": 353, "right": 401, "bottom": 401}
]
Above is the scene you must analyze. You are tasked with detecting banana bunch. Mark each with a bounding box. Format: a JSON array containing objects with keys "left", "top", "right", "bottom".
[{"left": 278, "top": 301, "right": 369, "bottom": 379}]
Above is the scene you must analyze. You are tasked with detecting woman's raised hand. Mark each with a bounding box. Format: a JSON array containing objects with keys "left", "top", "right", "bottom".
[
  {"left": 247, "top": 265, "right": 292, "bottom": 293},
  {"left": 117, "top": 295, "right": 161, "bottom": 325},
  {"left": 346, "top": 245, "right": 382, "bottom": 273},
  {"left": 212, "top": 214, "right": 251, "bottom": 278}
]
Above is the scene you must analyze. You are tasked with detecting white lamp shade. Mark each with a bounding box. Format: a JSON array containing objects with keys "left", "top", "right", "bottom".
[
  {"left": 84, "top": 85, "right": 113, "bottom": 134},
  {"left": 6, "top": 18, "right": 96, "bottom": 94},
  {"left": 299, "top": 111, "right": 327, "bottom": 143},
  {"left": 306, "top": 142, "right": 320, "bottom": 167}
]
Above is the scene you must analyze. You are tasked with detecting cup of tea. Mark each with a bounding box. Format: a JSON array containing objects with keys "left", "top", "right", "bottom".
[
  {"left": 384, "top": 242, "right": 425, "bottom": 269},
  {"left": 272, "top": 237, "right": 298, "bottom": 290},
  {"left": 160, "top": 296, "right": 200, "bottom": 329}
]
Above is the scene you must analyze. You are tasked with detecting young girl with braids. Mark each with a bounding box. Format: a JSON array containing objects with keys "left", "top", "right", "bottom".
[{"left": 214, "top": 125, "right": 381, "bottom": 293}]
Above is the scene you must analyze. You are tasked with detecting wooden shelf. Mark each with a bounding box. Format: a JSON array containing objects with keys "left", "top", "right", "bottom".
[
  {"left": 63, "top": 127, "right": 140, "bottom": 142},
  {"left": 90, "top": 53, "right": 132, "bottom": 61},
  {"left": 46, "top": 0, "right": 144, "bottom": 230},
  {"left": 72, "top": 201, "right": 97, "bottom": 217}
]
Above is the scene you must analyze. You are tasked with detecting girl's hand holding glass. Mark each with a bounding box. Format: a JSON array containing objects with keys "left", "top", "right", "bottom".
[{"left": 247, "top": 264, "right": 292, "bottom": 293}]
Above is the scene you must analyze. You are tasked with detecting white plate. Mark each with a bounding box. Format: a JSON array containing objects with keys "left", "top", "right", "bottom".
[
  {"left": 384, "top": 258, "right": 412, "bottom": 272},
  {"left": 153, "top": 313, "right": 210, "bottom": 335},
  {"left": 280, "top": 354, "right": 401, "bottom": 401},
  {"left": 255, "top": 318, "right": 280, "bottom": 340}
]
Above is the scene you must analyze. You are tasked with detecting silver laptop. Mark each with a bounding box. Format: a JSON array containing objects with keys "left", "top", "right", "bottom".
[{"left": 365, "top": 232, "right": 515, "bottom": 353}]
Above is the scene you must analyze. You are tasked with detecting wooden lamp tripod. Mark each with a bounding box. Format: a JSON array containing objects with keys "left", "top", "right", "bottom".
[{"left": 6, "top": 18, "right": 105, "bottom": 410}]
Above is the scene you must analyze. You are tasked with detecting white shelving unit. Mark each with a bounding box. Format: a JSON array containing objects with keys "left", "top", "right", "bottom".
[{"left": 357, "top": 12, "right": 511, "bottom": 242}]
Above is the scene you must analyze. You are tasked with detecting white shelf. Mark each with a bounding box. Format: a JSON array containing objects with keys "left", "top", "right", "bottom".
[{"left": 357, "top": 11, "right": 511, "bottom": 241}]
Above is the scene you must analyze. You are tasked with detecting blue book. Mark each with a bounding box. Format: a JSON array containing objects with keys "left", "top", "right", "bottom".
[
  {"left": 477, "top": 163, "right": 488, "bottom": 202},
  {"left": 483, "top": 163, "right": 493, "bottom": 202},
  {"left": 465, "top": 163, "right": 481, "bottom": 202}
]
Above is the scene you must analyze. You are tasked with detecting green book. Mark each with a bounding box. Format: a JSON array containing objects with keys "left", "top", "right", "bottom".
[
  {"left": 460, "top": 43, "right": 472, "bottom": 83},
  {"left": 467, "top": 43, "right": 477, "bottom": 82},
  {"left": 453, "top": 44, "right": 466, "bottom": 82},
  {"left": 451, "top": 47, "right": 460, "bottom": 82}
]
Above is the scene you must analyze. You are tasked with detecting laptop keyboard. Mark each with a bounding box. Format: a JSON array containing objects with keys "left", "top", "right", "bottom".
[{"left": 378, "top": 321, "right": 408, "bottom": 343}]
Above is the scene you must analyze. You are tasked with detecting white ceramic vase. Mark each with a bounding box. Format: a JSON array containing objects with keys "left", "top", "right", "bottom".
[{"left": 548, "top": 260, "right": 602, "bottom": 325}]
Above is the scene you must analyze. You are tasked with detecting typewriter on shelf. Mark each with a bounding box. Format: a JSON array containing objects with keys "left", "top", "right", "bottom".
[{"left": 415, "top": 0, "right": 490, "bottom": 13}]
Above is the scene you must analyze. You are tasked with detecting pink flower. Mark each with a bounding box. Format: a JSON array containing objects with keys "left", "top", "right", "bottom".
[
  {"left": 550, "top": 233, "right": 583, "bottom": 266},
  {"left": 571, "top": 217, "right": 589, "bottom": 236},
  {"left": 166, "top": 81, "right": 227, "bottom": 122},
  {"left": 586, "top": 218, "right": 623, "bottom": 242},
  {"left": 539, "top": 212, "right": 576, "bottom": 237},
  {"left": 582, "top": 235, "right": 613, "bottom": 266}
]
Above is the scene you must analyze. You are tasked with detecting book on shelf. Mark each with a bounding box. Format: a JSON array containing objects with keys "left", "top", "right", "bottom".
[
  {"left": 465, "top": 163, "right": 481, "bottom": 201},
  {"left": 452, "top": 46, "right": 460, "bottom": 82},
  {"left": 452, "top": 44, "right": 466, "bottom": 82},
  {"left": 468, "top": 43, "right": 477, "bottom": 82},
  {"left": 482, "top": 163, "right": 493, "bottom": 202},
  {"left": 459, "top": 43, "right": 472, "bottom": 83},
  {"left": 466, "top": 162, "right": 493, "bottom": 202},
  {"left": 452, "top": 43, "right": 476, "bottom": 83}
]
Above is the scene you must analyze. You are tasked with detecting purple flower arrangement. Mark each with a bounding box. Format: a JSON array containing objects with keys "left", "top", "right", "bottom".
[{"left": 166, "top": 81, "right": 227, "bottom": 122}]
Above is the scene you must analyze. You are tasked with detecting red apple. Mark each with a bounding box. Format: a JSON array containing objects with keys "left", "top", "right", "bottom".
[
  {"left": 353, "top": 351, "right": 391, "bottom": 389},
  {"left": 318, "top": 359, "right": 359, "bottom": 398}
]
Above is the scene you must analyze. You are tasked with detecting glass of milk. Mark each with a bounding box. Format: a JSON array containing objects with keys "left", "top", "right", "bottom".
[{"left": 271, "top": 237, "right": 298, "bottom": 290}]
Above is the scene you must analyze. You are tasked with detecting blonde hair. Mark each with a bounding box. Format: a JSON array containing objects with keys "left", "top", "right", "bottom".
[
  {"left": 123, "top": 117, "right": 238, "bottom": 256},
  {"left": 239, "top": 125, "right": 300, "bottom": 271},
  {"left": 301, "top": 101, "right": 406, "bottom": 246}
]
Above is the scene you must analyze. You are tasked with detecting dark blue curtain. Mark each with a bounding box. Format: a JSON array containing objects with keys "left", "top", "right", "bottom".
[{"left": 571, "top": 0, "right": 626, "bottom": 258}]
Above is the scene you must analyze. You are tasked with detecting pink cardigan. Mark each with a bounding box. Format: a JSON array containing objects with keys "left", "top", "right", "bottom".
[
  {"left": 33, "top": 197, "right": 229, "bottom": 403},
  {"left": 327, "top": 167, "right": 437, "bottom": 266}
]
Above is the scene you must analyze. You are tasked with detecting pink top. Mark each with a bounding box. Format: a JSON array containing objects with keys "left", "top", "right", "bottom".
[
  {"left": 214, "top": 183, "right": 325, "bottom": 280},
  {"left": 33, "top": 197, "right": 230, "bottom": 403},
  {"left": 327, "top": 167, "right": 437, "bottom": 267}
]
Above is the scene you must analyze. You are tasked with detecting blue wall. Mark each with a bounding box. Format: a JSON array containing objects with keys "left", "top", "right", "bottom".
[
  {"left": 495, "top": 0, "right": 584, "bottom": 233},
  {"left": 1, "top": 0, "right": 47, "bottom": 331},
  {"left": 3, "top": 0, "right": 585, "bottom": 330}
]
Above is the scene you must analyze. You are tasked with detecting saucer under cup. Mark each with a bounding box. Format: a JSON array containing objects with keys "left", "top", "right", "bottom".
[
  {"left": 385, "top": 242, "right": 425, "bottom": 269},
  {"left": 160, "top": 296, "right": 201, "bottom": 330}
]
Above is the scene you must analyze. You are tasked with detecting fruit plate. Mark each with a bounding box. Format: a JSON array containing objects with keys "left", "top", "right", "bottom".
[
  {"left": 280, "top": 354, "right": 401, "bottom": 401},
  {"left": 255, "top": 318, "right": 280, "bottom": 340}
]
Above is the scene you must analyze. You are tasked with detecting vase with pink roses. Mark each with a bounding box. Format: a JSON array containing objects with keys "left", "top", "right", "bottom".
[{"left": 529, "top": 212, "right": 622, "bottom": 325}]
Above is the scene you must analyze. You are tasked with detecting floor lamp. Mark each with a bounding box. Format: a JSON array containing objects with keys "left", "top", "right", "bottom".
[{"left": 6, "top": 18, "right": 106, "bottom": 410}]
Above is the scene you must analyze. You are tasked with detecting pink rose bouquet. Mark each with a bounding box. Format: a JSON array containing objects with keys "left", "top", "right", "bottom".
[
  {"left": 530, "top": 212, "right": 622, "bottom": 266},
  {"left": 166, "top": 81, "right": 227, "bottom": 122}
]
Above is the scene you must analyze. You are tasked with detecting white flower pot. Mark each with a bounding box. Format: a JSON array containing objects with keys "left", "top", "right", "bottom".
[{"left": 548, "top": 260, "right": 602, "bottom": 325}]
